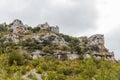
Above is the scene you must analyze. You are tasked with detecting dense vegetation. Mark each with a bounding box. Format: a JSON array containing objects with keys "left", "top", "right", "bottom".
[{"left": 0, "top": 53, "right": 120, "bottom": 80}]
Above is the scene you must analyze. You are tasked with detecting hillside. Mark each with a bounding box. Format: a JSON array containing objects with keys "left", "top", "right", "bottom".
[
  {"left": 0, "top": 19, "right": 115, "bottom": 60},
  {"left": 0, "top": 19, "right": 119, "bottom": 80}
]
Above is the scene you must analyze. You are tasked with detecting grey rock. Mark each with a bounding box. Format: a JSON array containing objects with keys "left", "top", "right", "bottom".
[
  {"left": 22, "top": 69, "right": 42, "bottom": 80},
  {"left": 39, "top": 22, "right": 49, "bottom": 30},
  {"left": 88, "top": 34, "right": 104, "bottom": 48},
  {"left": 78, "top": 34, "right": 115, "bottom": 61},
  {"left": 5, "top": 34, "right": 20, "bottom": 44},
  {"left": 67, "top": 53, "right": 79, "bottom": 60},
  {"left": 84, "top": 53, "right": 91, "bottom": 58},
  {"left": 9, "top": 19, "right": 28, "bottom": 34},
  {"left": 50, "top": 26, "right": 59, "bottom": 33},
  {"left": 37, "top": 22, "right": 59, "bottom": 33}
]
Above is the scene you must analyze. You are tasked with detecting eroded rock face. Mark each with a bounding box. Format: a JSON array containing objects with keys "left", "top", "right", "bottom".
[
  {"left": 8, "top": 34, "right": 19, "bottom": 43},
  {"left": 79, "top": 34, "right": 115, "bottom": 61},
  {"left": 50, "top": 26, "right": 59, "bottom": 33},
  {"left": 10, "top": 19, "right": 23, "bottom": 27},
  {"left": 88, "top": 34, "right": 115, "bottom": 61},
  {"left": 88, "top": 34, "right": 105, "bottom": 51},
  {"left": 88, "top": 34, "right": 104, "bottom": 45},
  {"left": 37, "top": 22, "right": 59, "bottom": 33},
  {"left": 9, "top": 19, "right": 28, "bottom": 34},
  {"left": 37, "top": 22, "right": 49, "bottom": 30}
]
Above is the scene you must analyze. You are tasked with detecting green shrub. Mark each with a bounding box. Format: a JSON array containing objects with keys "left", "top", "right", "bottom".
[
  {"left": 32, "top": 59, "right": 40, "bottom": 67},
  {"left": 36, "top": 66, "right": 43, "bottom": 74},
  {"left": 28, "top": 73, "right": 38, "bottom": 80},
  {"left": 0, "top": 24, "right": 7, "bottom": 32},
  {"left": 41, "top": 63, "right": 48, "bottom": 71},
  {"left": 42, "top": 46, "right": 52, "bottom": 53},
  {"left": 21, "top": 67, "right": 27, "bottom": 75},
  {"left": 43, "top": 71, "right": 57, "bottom": 80},
  {"left": 8, "top": 51, "right": 24, "bottom": 66},
  {"left": 32, "top": 27, "right": 41, "bottom": 33}
]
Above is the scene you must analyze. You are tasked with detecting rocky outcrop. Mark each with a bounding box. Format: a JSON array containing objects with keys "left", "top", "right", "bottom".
[
  {"left": 9, "top": 19, "right": 28, "bottom": 34},
  {"left": 9, "top": 19, "right": 59, "bottom": 34},
  {"left": 88, "top": 34, "right": 105, "bottom": 52},
  {"left": 41, "top": 33, "right": 67, "bottom": 46},
  {"left": 0, "top": 19, "right": 115, "bottom": 61},
  {"left": 37, "top": 22, "right": 59, "bottom": 33},
  {"left": 37, "top": 22, "right": 49, "bottom": 30},
  {"left": 92, "top": 52, "right": 114, "bottom": 60},
  {"left": 50, "top": 26, "right": 59, "bottom": 33},
  {"left": 6, "top": 34, "right": 20, "bottom": 43},
  {"left": 79, "top": 34, "right": 115, "bottom": 61}
]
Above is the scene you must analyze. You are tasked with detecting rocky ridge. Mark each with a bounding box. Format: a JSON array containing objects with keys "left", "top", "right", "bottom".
[{"left": 0, "top": 19, "right": 115, "bottom": 61}]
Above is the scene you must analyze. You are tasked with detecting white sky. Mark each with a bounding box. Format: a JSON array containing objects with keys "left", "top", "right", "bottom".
[
  {"left": 96, "top": 0, "right": 120, "bottom": 34},
  {"left": 80, "top": 0, "right": 120, "bottom": 35}
]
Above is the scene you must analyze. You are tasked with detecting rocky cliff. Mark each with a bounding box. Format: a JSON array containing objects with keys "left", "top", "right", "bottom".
[
  {"left": 79, "top": 34, "right": 115, "bottom": 60},
  {"left": 0, "top": 19, "right": 115, "bottom": 61}
]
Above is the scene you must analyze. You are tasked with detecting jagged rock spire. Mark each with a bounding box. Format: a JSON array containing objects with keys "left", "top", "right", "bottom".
[
  {"left": 9, "top": 19, "right": 25, "bottom": 33},
  {"left": 10, "top": 19, "right": 23, "bottom": 27}
]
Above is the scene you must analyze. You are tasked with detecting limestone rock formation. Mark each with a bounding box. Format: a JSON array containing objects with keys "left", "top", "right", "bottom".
[
  {"left": 88, "top": 34, "right": 105, "bottom": 51},
  {"left": 50, "top": 26, "right": 59, "bottom": 33},
  {"left": 9, "top": 19, "right": 28, "bottom": 34},
  {"left": 79, "top": 34, "right": 115, "bottom": 61},
  {"left": 37, "top": 22, "right": 49, "bottom": 30},
  {"left": 37, "top": 22, "right": 59, "bottom": 33},
  {"left": 0, "top": 19, "right": 115, "bottom": 61},
  {"left": 9, "top": 19, "right": 59, "bottom": 34}
]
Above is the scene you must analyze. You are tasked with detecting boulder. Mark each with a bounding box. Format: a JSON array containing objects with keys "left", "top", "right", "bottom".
[
  {"left": 88, "top": 34, "right": 104, "bottom": 49},
  {"left": 87, "top": 34, "right": 106, "bottom": 53},
  {"left": 67, "top": 53, "right": 79, "bottom": 60}
]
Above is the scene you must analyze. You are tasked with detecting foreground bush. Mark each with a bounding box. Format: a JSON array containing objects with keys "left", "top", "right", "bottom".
[
  {"left": 0, "top": 54, "right": 120, "bottom": 80},
  {"left": 8, "top": 51, "right": 24, "bottom": 66}
]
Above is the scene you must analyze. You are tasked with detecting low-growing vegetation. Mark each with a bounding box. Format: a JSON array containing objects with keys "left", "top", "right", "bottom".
[{"left": 0, "top": 54, "right": 120, "bottom": 80}]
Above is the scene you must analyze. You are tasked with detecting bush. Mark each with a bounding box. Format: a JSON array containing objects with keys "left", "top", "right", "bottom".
[
  {"left": 32, "top": 27, "right": 41, "bottom": 33},
  {"left": 8, "top": 51, "right": 24, "bottom": 66},
  {"left": 25, "top": 65, "right": 31, "bottom": 71},
  {"left": 28, "top": 73, "right": 38, "bottom": 80},
  {"left": 0, "top": 24, "right": 7, "bottom": 32},
  {"left": 21, "top": 67, "right": 27, "bottom": 75},
  {"left": 42, "top": 71, "right": 57, "bottom": 80},
  {"left": 42, "top": 46, "right": 52, "bottom": 53},
  {"left": 36, "top": 66, "right": 43, "bottom": 74},
  {"left": 41, "top": 63, "right": 48, "bottom": 71},
  {"left": 32, "top": 59, "right": 40, "bottom": 67}
]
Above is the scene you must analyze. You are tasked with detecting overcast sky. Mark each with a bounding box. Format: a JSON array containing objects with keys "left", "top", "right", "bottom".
[{"left": 0, "top": 0, "right": 120, "bottom": 59}]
